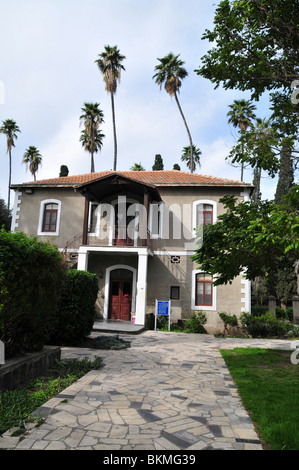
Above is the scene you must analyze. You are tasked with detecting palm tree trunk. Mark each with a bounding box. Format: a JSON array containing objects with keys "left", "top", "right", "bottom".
[
  {"left": 241, "top": 130, "right": 244, "bottom": 182},
  {"left": 91, "top": 152, "right": 95, "bottom": 173},
  {"left": 8, "top": 148, "right": 11, "bottom": 212},
  {"left": 174, "top": 92, "right": 194, "bottom": 173},
  {"left": 252, "top": 166, "right": 261, "bottom": 204},
  {"left": 110, "top": 92, "right": 117, "bottom": 171},
  {"left": 91, "top": 130, "right": 95, "bottom": 173}
]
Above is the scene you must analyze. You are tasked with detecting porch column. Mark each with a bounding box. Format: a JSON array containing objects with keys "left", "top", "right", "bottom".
[
  {"left": 77, "top": 249, "right": 88, "bottom": 271},
  {"left": 135, "top": 252, "right": 148, "bottom": 325}
]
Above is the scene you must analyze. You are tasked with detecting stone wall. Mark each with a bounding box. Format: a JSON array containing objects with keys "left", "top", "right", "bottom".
[{"left": 0, "top": 346, "right": 61, "bottom": 391}]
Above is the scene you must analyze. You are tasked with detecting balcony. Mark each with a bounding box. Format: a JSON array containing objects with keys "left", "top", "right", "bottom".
[{"left": 87, "top": 223, "right": 151, "bottom": 249}]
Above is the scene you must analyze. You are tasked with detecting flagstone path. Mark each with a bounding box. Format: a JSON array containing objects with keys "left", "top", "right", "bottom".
[{"left": 0, "top": 331, "right": 292, "bottom": 450}]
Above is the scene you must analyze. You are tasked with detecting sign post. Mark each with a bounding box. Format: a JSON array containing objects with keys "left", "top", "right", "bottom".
[
  {"left": 154, "top": 299, "right": 171, "bottom": 331},
  {"left": 0, "top": 340, "right": 4, "bottom": 365}
]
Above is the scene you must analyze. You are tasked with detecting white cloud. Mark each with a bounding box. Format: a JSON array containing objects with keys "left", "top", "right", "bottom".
[{"left": 0, "top": 0, "right": 283, "bottom": 205}]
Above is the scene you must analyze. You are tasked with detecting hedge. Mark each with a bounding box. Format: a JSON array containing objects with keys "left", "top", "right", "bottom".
[
  {"left": 48, "top": 269, "right": 98, "bottom": 346},
  {"left": 240, "top": 312, "right": 299, "bottom": 338},
  {"left": 0, "top": 230, "right": 64, "bottom": 357}
]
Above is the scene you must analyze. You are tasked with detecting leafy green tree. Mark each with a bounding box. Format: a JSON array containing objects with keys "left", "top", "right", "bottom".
[
  {"left": 229, "top": 117, "right": 280, "bottom": 202},
  {"left": 274, "top": 144, "right": 295, "bottom": 204},
  {"left": 80, "top": 103, "right": 105, "bottom": 172},
  {"left": 196, "top": 0, "right": 299, "bottom": 188},
  {"left": 153, "top": 53, "right": 195, "bottom": 172},
  {"left": 0, "top": 119, "right": 20, "bottom": 211},
  {"left": 95, "top": 45, "right": 126, "bottom": 171},
  {"left": 152, "top": 154, "right": 164, "bottom": 171},
  {"left": 196, "top": 0, "right": 299, "bottom": 101},
  {"left": 181, "top": 145, "right": 201, "bottom": 172},
  {"left": 227, "top": 99, "right": 256, "bottom": 181},
  {"left": 22, "top": 146, "right": 42, "bottom": 181},
  {"left": 0, "top": 199, "right": 11, "bottom": 231},
  {"left": 130, "top": 162, "right": 145, "bottom": 171},
  {"left": 173, "top": 163, "right": 181, "bottom": 170},
  {"left": 269, "top": 92, "right": 297, "bottom": 205}
]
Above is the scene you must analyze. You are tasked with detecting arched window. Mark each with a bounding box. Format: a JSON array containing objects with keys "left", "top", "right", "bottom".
[
  {"left": 196, "top": 203, "right": 213, "bottom": 227},
  {"left": 195, "top": 272, "right": 213, "bottom": 306},
  {"left": 192, "top": 199, "right": 217, "bottom": 237},
  {"left": 38, "top": 199, "right": 61, "bottom": 236},
  {"left": 42, "top": 203, "right": 58, "bottom": 232},
  {"left": 191, "top": 270, "right": 217, "bottom": 311}
]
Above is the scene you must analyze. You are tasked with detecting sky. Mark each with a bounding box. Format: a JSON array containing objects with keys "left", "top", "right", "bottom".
[{"left": 0, "top": 0, "right": 282, "bottom": 210}]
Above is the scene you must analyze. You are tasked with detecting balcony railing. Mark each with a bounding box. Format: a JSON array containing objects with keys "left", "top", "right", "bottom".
[{"left": 86, "top": 224, "right": 151, "bottom": 249}]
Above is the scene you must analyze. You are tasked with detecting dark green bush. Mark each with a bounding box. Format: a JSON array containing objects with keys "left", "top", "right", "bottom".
[
  {"left": 49, "top": 269, "right": 98, "bottom": 346},
  {"left": 251, "top": 305, "right": 269, "bottom": 317},
  {"left": 184, "top": 311, "right": 207, "bottom": 333},
  {"left": 0, "top": 230, "right": 64, "bottom": 357},
  {"left": 219, "top": 312, "right": 238, "bottom": 336},
  {"left": 240, "top": 312, "right": 292, "bottom": 338},
  {"left": 276, "top": 306, "right": 293, "bottom": 321}
]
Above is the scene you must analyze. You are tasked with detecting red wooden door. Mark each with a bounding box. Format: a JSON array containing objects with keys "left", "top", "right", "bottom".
[{"left": 109, "top": 279, "right": 132, "bottom": 320}]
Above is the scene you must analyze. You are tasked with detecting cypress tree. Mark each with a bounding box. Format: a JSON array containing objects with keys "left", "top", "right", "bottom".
[{"left": 152, "top": 154, "right": 164, "bottom": 171}]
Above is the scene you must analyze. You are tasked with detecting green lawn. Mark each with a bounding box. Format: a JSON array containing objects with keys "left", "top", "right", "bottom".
[{"left": 220, "top": 348, "right": 299, "bottom": 450}]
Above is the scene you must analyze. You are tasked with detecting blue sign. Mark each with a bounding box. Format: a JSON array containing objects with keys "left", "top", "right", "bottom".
[
  {"left": 157, "top": 301, "right": 169, "bottom": 316},
  {"left": 155, "top": 299, "right": 171, "bottom": 331}
]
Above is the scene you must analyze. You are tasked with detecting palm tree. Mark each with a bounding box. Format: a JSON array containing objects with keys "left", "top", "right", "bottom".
[
  {"left": 0, "top": 119, "right": 20, "bottom": 211},
  {"left": 80, "top": 102, "right": 105, "bottom": 172},
  {"left": 23, "top": 146, "right": 42, "bottom": 181},
  {"left": 181, "top": 145, "right": 201, "bottom": 172},
  {"left": 227, "top": 99, "right": 256, "bottom": 181},
  {"left": 249, "top": 118, "right": 275, "bottom": 204},
  {"left": 153, "top": 53, "right": 194, "bottom": 173},
  {"left": 130, "top": 162, "right": 145, "bottom": 171},
  {"left": 80, "top": 129, "right": 105, "bottom": 171},
  {"left": 95, "top": 45, "right": 126, "bottom": 171}
]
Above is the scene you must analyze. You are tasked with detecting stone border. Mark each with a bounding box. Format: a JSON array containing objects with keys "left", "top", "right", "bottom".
[{"left": 0, "top": 346, "right": 61, "bottom": 391}]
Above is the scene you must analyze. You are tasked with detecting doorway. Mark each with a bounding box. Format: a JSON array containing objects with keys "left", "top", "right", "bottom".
[{"left": 109, "top": 268, "right": 133, "bottom": 320}]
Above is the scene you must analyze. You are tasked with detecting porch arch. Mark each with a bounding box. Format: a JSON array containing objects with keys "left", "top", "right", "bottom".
[{"left": 103, "top": 264, "right": 137, "bottom": 320}]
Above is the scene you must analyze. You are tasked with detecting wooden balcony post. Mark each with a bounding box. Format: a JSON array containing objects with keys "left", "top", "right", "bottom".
[
  {"left": 142, "top": 188, "right": 149, "bottom": 247},
  {"left": 82, "top": 197, "right": 89, "bottom": 245}
]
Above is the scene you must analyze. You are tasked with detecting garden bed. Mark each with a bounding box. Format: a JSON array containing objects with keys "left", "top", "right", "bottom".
[{"left": 0, "top": 346, "right": 61, "bottom": 391}]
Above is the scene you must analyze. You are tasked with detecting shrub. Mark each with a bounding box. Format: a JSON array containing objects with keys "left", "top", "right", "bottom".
[
  {"left": 184, "top": 311, "right": 207, "bottom": 333},
  {"left": 251, "top": 305, "right": 269, "bottom": 317},
  {"left": 219, "top": 312, "right": 238, "bottom": 336},
  {"left": 240, "top": 312, "right": 291, "bottom": 338},
  {"left": 0, "top": 230, "right": 64, "bottom": 357},
  {"left": 49, "top": 269, "right": 98, "bottom": 346},
  {"left": 275, "top": 306, "right": 293, "bottom": 322}
]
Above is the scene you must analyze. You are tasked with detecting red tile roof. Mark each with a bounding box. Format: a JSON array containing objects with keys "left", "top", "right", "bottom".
[{"left": 12, "top": 170, "right": 252, "bottom": 188}]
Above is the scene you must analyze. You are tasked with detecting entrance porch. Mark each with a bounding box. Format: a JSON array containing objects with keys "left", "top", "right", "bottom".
[
  {"left": 93, "top": 319, "right": 145, "bottom": 334},
  {"left": 77, "top": 245, "right": 152, "bottom": 326}
]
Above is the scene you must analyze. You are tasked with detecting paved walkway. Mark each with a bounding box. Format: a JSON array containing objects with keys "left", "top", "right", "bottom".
[{"left": 0, "top": 331, "right": 293, "bottom": 450}]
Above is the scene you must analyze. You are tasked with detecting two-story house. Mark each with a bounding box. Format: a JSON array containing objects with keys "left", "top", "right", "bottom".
[{"left": 11, "top": 170, "right": 252, "bottom": 333}]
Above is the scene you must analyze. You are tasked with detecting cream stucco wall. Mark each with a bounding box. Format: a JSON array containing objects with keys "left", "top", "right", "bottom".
[
  {"left": 12, "top": 183, "right": 251, "bottom": 333},
  {"left": 12, "top": 188, "right": 85, "bottom": 248}
]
